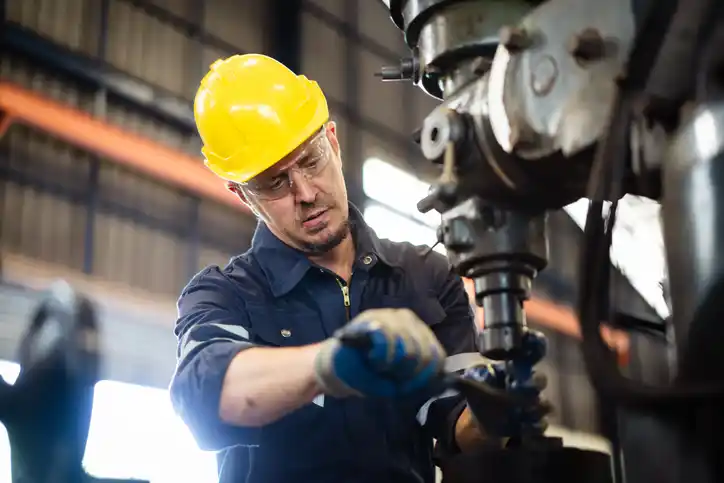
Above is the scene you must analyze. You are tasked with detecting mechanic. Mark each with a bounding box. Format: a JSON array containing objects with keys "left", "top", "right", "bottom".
[{"left": 169, "top": 53, "right": 490, "bottom": 483}]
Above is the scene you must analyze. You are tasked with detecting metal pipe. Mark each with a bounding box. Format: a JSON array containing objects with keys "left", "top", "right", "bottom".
[{"left": 0, "top": 82, "right": 247, "bottom": 214}]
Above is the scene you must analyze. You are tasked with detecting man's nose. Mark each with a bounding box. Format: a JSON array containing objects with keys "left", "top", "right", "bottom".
[{"left": 290, "top": 169, "right": 317, "bottom": 202}]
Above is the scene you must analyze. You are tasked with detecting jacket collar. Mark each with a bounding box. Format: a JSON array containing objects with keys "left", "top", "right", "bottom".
[{"left": 249, "top": 203, "right": 397, "bottom": 297}]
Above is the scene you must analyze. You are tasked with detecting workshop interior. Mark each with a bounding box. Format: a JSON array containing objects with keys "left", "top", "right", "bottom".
[{"left": 0, "top": 0, "right": 721, "bottom": 481}]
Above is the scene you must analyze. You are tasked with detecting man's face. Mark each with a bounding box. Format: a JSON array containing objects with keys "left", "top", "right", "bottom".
[{"left": 236, "top": 123, "right": 350, "bottom": 254}]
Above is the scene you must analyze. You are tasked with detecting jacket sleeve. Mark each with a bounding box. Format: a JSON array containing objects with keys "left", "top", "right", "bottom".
[
  {"left": 169, "top": 266, "right": 261, "bottom": 451},
  {"left": 418, "top": 254, "right": 482, "bottom": 454}
]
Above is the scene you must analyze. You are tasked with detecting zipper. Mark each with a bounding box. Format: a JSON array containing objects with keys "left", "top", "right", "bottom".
[{"left": 336, "top": 278, "right": 351, "bottom": 321}]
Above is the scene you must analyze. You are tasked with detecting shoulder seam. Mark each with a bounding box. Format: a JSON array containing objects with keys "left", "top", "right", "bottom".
[
  {"left": 220, "top": 254, "right": 259, "bottom": 313},
  {"left": 182, "top": 266, "right": 215, "bottom": 295}
]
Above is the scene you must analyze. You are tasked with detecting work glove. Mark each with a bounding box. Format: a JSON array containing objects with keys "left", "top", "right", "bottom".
[
  {"left": 461, "top": 330, "right": 551, "bottom": 440},
  {"left": 314, "top": 308, "right": 447, "bottom": 398}
]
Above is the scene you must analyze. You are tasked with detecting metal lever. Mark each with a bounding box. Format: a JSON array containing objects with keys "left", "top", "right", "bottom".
[{"left": 375, "top": 57, "right": 420, "bottom": 82}]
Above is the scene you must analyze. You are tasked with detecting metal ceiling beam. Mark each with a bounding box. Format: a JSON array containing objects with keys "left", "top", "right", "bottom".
[{"left": 3, "top": 22, "right": 197, "bottom": 132}]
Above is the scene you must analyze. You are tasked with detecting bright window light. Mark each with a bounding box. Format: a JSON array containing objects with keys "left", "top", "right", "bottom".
[
  {"left": 84, "top": 380, "right": 218, "bottom": 483},
  {"left": 564, "top": 196, "right": 669, "bottom": 319},
  {"left": 365, "top": 203, "right": 446, "bottom": 255},
  {"left": 0, "top": 361, "right": 19, "bottom": 385},
  {"left": 362, "top": 157, "right": 441, "bottom": 228},
  {"left": 0, "top": 361, "right": 217, "bottom": 483},
  {"left": 0, "top": 361, "right": 18, "bottom": 483}
]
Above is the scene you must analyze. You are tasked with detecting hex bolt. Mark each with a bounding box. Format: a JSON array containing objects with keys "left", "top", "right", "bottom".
[
  {"left": 499, "top": 26, "right": 532, "bottom": 53},
  {"left": 569, "top": 28, "right": 606, "bottom": 62}
]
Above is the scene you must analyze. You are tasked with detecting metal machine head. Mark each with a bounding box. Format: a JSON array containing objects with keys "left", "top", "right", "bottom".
[{"left": 377, "top": 1, "right": 724, "bottom": 483}]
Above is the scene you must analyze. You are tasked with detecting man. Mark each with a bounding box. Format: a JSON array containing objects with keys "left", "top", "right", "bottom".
[{"left": 169, "top": 53, "right": 488, "bottom": 483}]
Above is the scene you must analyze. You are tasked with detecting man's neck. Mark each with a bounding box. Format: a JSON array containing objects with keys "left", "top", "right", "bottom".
[{"left": 308, "top": 235, "right": 356, "bottom": 282}]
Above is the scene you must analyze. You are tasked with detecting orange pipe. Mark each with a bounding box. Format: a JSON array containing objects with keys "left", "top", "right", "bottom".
[{"left": 0, "top": 82, "right": 249, "bottom": 214}]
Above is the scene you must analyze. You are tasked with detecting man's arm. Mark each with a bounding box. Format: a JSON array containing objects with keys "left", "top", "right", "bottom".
[
  {"left": 169, "top": 266, "right": 323, "bottom": 451},
  {"left": 417, "top": 254, "right": 489, "bottom": 454},
  {"left": 219, "top": 344, "right": 321, "bottom": 426}
]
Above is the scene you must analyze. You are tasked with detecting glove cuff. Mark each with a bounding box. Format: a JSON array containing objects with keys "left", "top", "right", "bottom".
[{"left": 314, "top": 340, "right": 362, "bottom": 398}]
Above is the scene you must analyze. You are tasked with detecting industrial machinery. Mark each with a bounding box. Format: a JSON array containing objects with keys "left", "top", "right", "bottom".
[
  {"left": 0, "top": 281, "right": 147, "bottom": 483},
  {"left": 375, "top": 0, "right": 724, "bottom": 482}
]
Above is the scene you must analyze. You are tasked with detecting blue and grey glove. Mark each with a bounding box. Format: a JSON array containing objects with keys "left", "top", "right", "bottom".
[{"left": 314, "top": 308, "right": 447, "bottom": 398}]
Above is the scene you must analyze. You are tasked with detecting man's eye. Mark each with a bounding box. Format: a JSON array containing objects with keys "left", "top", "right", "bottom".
[
  {"left": 268, "top": 178, "right": 286, "bottom": 191},
  {"left": 301, "top": 157, "right": 320, "bottom": 170}
]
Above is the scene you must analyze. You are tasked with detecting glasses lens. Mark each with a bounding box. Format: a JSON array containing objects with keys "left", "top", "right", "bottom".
[
  {"left": 243, "top": 133, "right": 331, "bottom": 200},
  {"left": 298, "top": 141, "right": 330, "bottom": 179},
  {"left": 243, "top": 170, "right": 290, "bottom": 199}
]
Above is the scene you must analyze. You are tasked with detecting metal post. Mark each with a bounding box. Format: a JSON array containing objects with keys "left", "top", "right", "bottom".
[
  {"left": 98, "top": 0, "right": 110, "bottom": 60},
  {"left": 184, "top": 0, "right": 205, "bottom": 280},
  {"left": 187, "top": 0, "right": 206, "bottom": 95},
  {"left": 0, "top": 0, "right": 7, "bottom": 275},
  {"left": 344, "top": 0, "right": 365, "bottom": 210},
  {"left": 83, "top": 0, "right": 111, "bottom": 275},
  {"left": 268, "top": 0, "right": 302, "bottom": 73},
  {"left": 82, "top": 161, "right": 100, "bottom": 274},
  {"left": 187, "top": 197, "right": 201, "bottom": 280}
]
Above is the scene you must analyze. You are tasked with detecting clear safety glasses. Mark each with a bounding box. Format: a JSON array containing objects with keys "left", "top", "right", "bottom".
[{"left": 240, "top": 129, "right": 333, "bottom": 200}]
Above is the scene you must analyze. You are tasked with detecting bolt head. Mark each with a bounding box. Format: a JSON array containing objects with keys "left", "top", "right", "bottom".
[
  {"left": 499, "top": 26, "right": 531, "bottom": 53},
  {"left": 569, "top": 28, "right": 606, "bottom": 62}
]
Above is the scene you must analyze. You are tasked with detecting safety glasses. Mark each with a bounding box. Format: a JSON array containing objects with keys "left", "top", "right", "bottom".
[{"left": 240, "top": 129, "right": 332, "bottom": 200}]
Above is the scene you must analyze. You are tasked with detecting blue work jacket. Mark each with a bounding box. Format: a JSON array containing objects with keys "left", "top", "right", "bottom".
[{"left": 170, "top": 204, "right": 480, "bottom": 483}]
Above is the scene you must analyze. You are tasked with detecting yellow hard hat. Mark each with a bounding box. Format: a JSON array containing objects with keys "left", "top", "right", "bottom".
[{"left": 194, "top": 54, "right": 329, "bottom": 184}]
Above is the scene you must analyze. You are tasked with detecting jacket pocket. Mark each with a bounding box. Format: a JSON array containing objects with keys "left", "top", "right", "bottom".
[{"left": 245, "top": 303, "right": 326, "bottom": 347}]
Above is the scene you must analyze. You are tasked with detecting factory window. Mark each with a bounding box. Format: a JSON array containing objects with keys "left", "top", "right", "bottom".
[
  {"left": 362, "top": 157, "right": 445, "bottom": 254},
  {"left": 0, "top": 361, "right": 217, "bottom": 483},
  {"left": 0, "top": 361, "right": 18, "bottom": 483},
  {"left": 563, "top": 196, "right": 670, "bottom": 319}
]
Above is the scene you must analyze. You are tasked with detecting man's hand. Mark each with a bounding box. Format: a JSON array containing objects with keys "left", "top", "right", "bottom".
[
  {"left": 454, "top": 406, "right": 497, "bottom": 452},
  {"left": 459, "top": 330, "right": 550, "bottom": 444},
  {"left": 314, "top": 308, "right": 447, "bottom": 398}
]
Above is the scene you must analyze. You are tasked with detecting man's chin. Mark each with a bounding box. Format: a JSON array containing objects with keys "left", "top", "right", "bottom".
[{"left": 297, "top": 220, "right": 350, "bottom": 254}]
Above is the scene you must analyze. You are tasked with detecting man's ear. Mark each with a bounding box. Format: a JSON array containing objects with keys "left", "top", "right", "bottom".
[
  {"left": 227, "top": 182, "right": 254, "bottom": 212},
  {"left": 325, "top": 121, "right": 340, "bottom": 155}
]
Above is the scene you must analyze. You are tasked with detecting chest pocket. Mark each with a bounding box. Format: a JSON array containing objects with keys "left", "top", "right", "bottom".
[{"left": 245, "top": 302, "right": 326, "bottom": 347}]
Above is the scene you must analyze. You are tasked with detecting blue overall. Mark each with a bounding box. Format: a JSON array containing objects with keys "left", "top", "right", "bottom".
[{"left": 170, "top": 205, "right": 480, "bottom": 483}]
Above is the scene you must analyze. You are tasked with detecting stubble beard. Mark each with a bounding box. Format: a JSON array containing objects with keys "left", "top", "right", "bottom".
[{"left": 298, "top": 218, "right": 351, "bottom": 255}]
